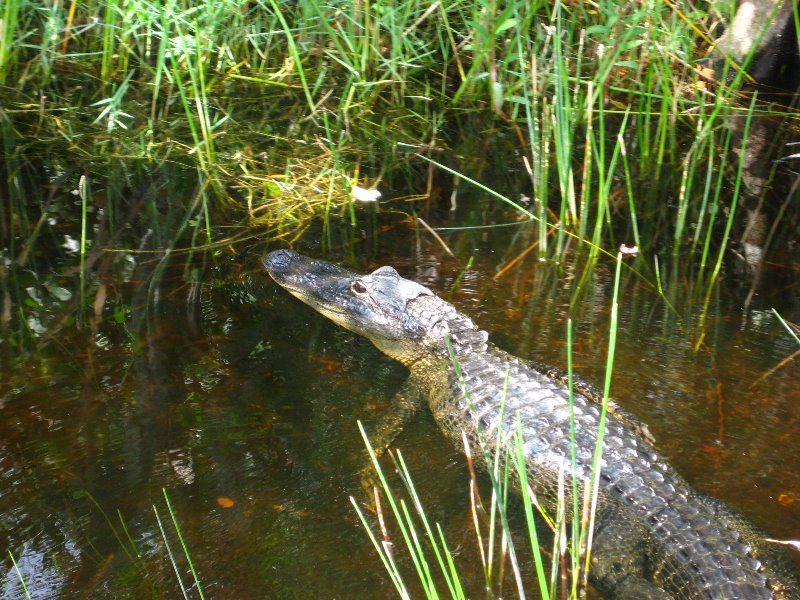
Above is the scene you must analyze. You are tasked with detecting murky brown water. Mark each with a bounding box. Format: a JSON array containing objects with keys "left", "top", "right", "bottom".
[{"left": 1, "top": 199, "right": 799, "bottom": 598}]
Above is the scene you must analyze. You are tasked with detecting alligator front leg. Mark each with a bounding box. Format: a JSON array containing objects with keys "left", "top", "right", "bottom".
[
  {"left": 589, "top": 514, "right": 671, "bottom": 599},
  {"left": 357, "top": 377, "right": 425, "bottom": 494}
]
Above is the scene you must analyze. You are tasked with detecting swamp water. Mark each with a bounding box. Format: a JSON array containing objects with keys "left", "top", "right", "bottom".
[{"left": 1, "top": 198, "right": 799, "bottom": 598}]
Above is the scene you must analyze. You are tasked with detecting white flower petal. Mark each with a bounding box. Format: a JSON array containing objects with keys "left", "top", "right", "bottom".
[{"left": 352, "top": 185, "right": 381, "bottom": 202}]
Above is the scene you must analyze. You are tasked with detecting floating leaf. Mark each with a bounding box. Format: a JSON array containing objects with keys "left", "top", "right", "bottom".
[
  {"left": 44, "top": 283, "right": 73, "bottom": 302},
  {"left": 217, "top": 497, "right": 235, "bottom": 508}
]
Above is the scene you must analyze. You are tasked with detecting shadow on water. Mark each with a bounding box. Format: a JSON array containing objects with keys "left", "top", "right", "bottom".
[{"left": 1, "top": 185, "right": 799, "bottom": 597}]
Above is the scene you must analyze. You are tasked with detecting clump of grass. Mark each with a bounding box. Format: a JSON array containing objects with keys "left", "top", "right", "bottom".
[
  {"left": 3, "top": 489, "right": 201, "bottom": 597},
  {"left": 2, "top": 0, "right": 798, "bottom": 374},
  {"left": 353, "top": 390, "right": 587, "bottom": 597},
  {"left": 3, "top": 0, "right": 794, "bottom": 242},
  {"left": 352, "top": 422, "right": 466, "bottom": 600}
]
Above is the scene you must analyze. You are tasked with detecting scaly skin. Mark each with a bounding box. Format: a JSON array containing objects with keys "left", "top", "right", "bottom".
[{"left": 264, "top": 249, "right": 800, "bottom": 599}]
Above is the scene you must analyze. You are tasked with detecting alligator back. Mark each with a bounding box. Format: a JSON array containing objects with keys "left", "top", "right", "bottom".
[{"left": 422, "top": 343, "right": 799, "bottom": 599}]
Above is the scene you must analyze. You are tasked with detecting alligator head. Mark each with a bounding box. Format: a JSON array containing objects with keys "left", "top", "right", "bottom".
[{"left": 263, "top": 250, "right": 488, "bottom": 365}]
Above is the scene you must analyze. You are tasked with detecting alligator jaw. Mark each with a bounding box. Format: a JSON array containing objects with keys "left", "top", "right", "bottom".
[{"left": 264, "top": 249, "right": 355, "bottom": 312}]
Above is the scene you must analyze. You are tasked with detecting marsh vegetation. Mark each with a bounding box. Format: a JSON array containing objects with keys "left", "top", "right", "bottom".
[{"left": 1, "top": 0, "right": 798, "bottom": 597}]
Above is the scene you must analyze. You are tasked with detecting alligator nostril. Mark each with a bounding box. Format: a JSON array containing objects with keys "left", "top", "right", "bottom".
[{"left": 263, "top": 249, "right": 296, "bottom": 273}]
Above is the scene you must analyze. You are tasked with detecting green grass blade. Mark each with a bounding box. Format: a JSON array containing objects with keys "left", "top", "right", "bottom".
[
  {"left": 350, "top": 496, "right": 412, "bottom": 600},
  {"left": 266, "top": 0, "right": 316, "bottom": 115},
  {"left": 357, "top": 421, "right": 437, "bottom": 598},
  {"left": 8, "top": 550, "right": 32, "bottom": 600},
  {"left": 153, "top": 503, "right": 190, "bottom": 600},
  {"left": 582, "top": 248, "right": 623, "bottom": 581},
  {"left": 773, "top": 309, "right": 800, "bottom": 346},
  {"left": 161, "top": 489, "right": 205, "bottom": 600}
]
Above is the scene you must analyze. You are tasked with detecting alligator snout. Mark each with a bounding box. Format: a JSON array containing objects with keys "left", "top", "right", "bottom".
[{"left": 263, "top": 249, "right": 299, "bottom": 274}]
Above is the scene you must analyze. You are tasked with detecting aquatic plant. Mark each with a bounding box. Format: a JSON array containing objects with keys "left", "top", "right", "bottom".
[{"left": 1, "top": 0, "right": 795, "bottom": 259}]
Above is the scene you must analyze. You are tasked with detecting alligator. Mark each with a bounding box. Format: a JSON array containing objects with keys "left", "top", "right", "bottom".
[{"left": 263, "top": 249, "right": 800, "bottom": 600}]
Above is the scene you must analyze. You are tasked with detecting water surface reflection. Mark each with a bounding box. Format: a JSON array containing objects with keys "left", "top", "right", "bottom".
[{"left": 1, "top": 216, "right": 798, "bottom": 598}]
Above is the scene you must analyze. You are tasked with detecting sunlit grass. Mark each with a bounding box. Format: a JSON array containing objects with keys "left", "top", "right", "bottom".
[
  {"left": 1, "top": 0, "right": 798, "bottom": 365},
  {"left": 2, "top": 0, "right": 790, "bottom": 244}
]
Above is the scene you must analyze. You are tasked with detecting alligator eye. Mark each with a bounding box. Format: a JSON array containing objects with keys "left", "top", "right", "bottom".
[{"left": 351, "top": 280, "right": 368, "bottom": 294}]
